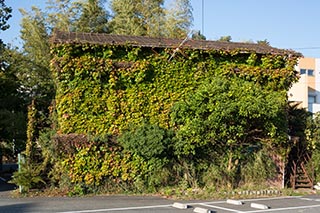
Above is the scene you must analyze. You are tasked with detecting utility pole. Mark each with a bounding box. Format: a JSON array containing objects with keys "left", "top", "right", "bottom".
[{"left": 202, "top": 0, "right": 204, "bottom": 35}]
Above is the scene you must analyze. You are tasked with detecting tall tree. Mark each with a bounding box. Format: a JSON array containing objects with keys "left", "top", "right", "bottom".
[
  {"left": 109, "top": 0, "right": 165, "bottom": 37},
  {"left": 73, "top": 0, "right": 109, "bottom": 33},
  {"left": 19, "top": 7, "right": 53, "bottom": 100},
  {"left": 46, "top": 0, "right": 78, "bottom": 32},
  {"left": 0, "top": 47, "right": 28, "bottom": 157},
  {"left": 0, "top": 1, "right": 26, "bottom": 158},
  {"left": 0, "top": 0, "right": 11, "bottom": 34},
  {"left": 0, "top": 0, "right": 12, "bottom": 67},
  {"left": 109, "top": 0, "right": 144, "bottom": 36},
  {"left": 17, "top": 6, "right": 55, "bottom": 161},
  {"left": 139, "top": 0, "right": 164, "bottom": 37},
  {"left": 164, "top": 0, "right": 193, "bottom": 38}
]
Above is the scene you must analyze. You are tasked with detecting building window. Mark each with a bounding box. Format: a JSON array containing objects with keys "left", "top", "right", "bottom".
[
  {"left": 300, "top": 69, "right": 314, "bottom": 76},
  {"left": 308, "top": 69, "right": 314, "bottom": 76},
  {"left": 308, "top": 95, "right": 316, "bottom": 103}
]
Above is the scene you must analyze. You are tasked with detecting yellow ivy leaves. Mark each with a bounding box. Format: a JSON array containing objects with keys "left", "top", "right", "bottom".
[{"left": 51, "top": 44, "right": 299, "bottom": 136}]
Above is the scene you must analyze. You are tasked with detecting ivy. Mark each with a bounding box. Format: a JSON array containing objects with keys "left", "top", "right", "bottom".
[
  {"left": 51, "top": 43, "right": 298, "bottom": 136},
  {"left": 48, "top": 42, "right": 302, "bottom": 192}
]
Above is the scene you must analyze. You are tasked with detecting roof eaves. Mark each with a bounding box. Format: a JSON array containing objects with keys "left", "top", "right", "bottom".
[{"left": 50, "top": 31, "right": 302, "bottom": 57}]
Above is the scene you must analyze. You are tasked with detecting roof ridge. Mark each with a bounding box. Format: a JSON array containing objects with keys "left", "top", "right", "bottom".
[{"left": 50, "top": 31, "right": 302, "bottom": 57}]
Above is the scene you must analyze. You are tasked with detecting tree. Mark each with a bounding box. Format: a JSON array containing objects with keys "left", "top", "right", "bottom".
[
  {"left": 257, "top": 39, "right": 270, "bottom": 46},
  {"left": 109, "top": 0, "right": 193, "bottom": 38},
  {"left": 306, "top": 112, "right": 320, "bottom": 183},
  {"left": 0, "top": 0, "right": 11, "bottom": 33},
  {"left": 109, "top": 0, "right": 165, "bottom": 37},
  {"left": 46, "top": 0, "right": 109, "bottom": 33},
  {"left": 19, "top": 7, "right": 53, "bottom": 101},
  {"left": 46, "top": 0, "right": 78, "bottom": 32},
  {"left": 140, "top": 0, "right": 165, "bottom": 37},
  {"left": 109, "top": 0, "right": 143, "bottom": 35},
  {"left": 191, "top": 30, "right": 206, "bottom": 40},
  {"left": 171, "top": 76, "right": 287, "bottom": 188},
  {"left": 14, "top": 6, "right": 55, "bottom": 163},
  {"left": 0, "top": 1, "right": 26, "bottom": 159},
  {"left": 164, "top": 0, "right": 193, "bottom": 38},
  {"left": 73, "top": 0, "right": 109, "bottom": 33},
  {"left": 0, "top": 0, "right": 12, "bottom": 67},
  {"left": 15, "top": 0, "right": 113, "bottom": 159},
  {"left": 218, "top": 35, "right": 232, "bottom": 42},
  {"left": 0, "top": 49, "right": 27, "bottom": 157}
]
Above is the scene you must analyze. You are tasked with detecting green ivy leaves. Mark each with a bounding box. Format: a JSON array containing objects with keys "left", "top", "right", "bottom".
[{"left": 51, "top": 43, "right": 298, "bottom": 136}]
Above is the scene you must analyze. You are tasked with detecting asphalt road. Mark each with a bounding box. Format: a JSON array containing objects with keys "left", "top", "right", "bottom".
[
  {"left": 1, "top": 193, "right": 320, "bottom": 213},
  {"left": 1, "top": 171, "right": 320, "bottom": 213}
]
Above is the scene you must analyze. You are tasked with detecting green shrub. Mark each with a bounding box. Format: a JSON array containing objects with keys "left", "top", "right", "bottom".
[
  {"left": 202, "top": 163, "right": 237, "bottom": 190},
  {"left": 118, "top": 121, "right": 173, "bottom": 160},
  {"left": 61, "top": 140, "right": 154, "bottom": 194},
  {"left": 310, "top": 150, "right": 320, "bottom": 183},
  {"left": 117, "top": 121, "right": 175, "bottom": 191},
  {"left": 241, "top": 149, "right": 277, "bottom": 186},
  {"left": 10, "top": 161, "right": 45, "bottom": 193}
]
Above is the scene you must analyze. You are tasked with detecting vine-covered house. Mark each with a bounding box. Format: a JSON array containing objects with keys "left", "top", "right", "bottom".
[
  {"left": 50, "top": 31, "right": 300, "bottom": 135},
  {"left": 50, "top": 31, "right": 308, "bottom": 190}
]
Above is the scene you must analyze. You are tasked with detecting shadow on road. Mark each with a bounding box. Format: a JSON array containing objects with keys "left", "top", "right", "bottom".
[
  {"left": 0, "top": 180, "right": 16, "bottom": 192},
  {"left": 0, "top": 163, "right": 18, "bottom": 193},
  {"left": 0, "top": 203, "right": 33, "bottom": 213}
]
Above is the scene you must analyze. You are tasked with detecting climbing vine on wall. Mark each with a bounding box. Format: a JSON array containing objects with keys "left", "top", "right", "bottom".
[{"left": 50, "top": 43, "right": 299, "bottom": 136}]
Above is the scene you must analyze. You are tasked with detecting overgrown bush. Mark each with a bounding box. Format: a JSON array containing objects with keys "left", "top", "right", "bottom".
[
  {"left": 202, "top": 164, "right": 231, "bottom": 190},
  {"left": 118, "top": 121, "right": 173, "bottom": 160},
  {"left": 170, "top": 76, "right": 287, "bottom": 189},
  {"left": 241, "top": 149, "right": 277, "bottom": 187},
  {"left": 10, "top": 160, "right": 45, "bottom": 193},
  {"left": 118, "top": 121, "right": 174, "bottom": 190},
  {"left": 54, "top": 132, "right": 171, "bottom": 195},
  {"left": 310, "top": 151, "right": 320, "bottom": 184}
]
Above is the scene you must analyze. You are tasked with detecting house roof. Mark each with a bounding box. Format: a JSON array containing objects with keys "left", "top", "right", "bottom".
[{"left": 51, "top": 31, "right": 301, "bottom": 56}]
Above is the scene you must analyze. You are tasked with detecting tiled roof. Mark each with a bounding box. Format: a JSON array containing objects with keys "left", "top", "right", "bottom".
[{"left": 51, "top": 31, "right": 301, "bottom": 56}]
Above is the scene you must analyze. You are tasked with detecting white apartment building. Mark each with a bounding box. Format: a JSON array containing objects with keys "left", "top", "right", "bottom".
[{"left": 288, "top": 58, "right": 320, "bottom": 113}]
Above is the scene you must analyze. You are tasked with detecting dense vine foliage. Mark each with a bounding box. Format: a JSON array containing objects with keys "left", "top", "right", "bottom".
[
  {"left": 47, "top": 42, "right": 302, "bottom": 193},
  {"left": 51, "top": 44, "right": 299, "bottom": 136}
]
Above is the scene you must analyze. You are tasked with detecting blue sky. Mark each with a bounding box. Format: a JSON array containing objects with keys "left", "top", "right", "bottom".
[{"left": 2, "top": 0, "right": 320, "bottom": 58}]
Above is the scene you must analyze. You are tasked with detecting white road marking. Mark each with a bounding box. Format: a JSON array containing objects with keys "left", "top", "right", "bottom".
[
  {"left": 245, "top": 204, "right": 320, "bottom": 212},
  {"left": 299, "top": 197, "right": 320, "bottom": 202},
  {"left": 56, "top": 196, "right": 316, "bottom": 213},
  {"left": 199, "top": 196, "right": 307, "bottom": 213},
  {"left": 56, "top": 204, "right": 172, "bottom": 213},
  {"left": 200, "top": 203, "right": 246, "bottom": 213},
  {"left": 198, "top": 196, "right": 301, "bottom": 206},
  {"left": 299, "top": 197, "right": 313, "bottom": 201}
]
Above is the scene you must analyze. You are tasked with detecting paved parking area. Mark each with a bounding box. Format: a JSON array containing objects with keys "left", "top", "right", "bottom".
[
  {"left": 1, "top": 194, "right": 320, "bottom": 212},
  {"left": 192, "top": 196, "right": 320, "bottom": 213},
  {"left": 54, "top": 195, "right": 320, "bottom": 213}
]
